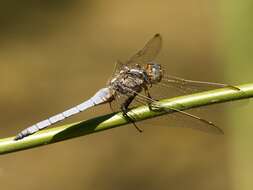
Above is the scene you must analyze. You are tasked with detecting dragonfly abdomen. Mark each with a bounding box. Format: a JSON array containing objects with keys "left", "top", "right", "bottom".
[{"left": 14, "top": 87, "right": 113, "bottom": 140}]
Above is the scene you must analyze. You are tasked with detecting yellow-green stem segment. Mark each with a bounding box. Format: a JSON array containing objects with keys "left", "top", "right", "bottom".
[{"left": 0, "top": 83, "right": 253, "bottom": 155}]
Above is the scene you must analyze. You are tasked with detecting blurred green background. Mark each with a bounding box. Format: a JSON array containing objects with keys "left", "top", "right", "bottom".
[{"left": 0, "top": 0, "right": 252, "bottom": 189}]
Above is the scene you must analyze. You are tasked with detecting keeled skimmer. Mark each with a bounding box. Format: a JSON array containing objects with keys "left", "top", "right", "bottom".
[{"left": 15, "top": 34, "right": 239, "bottom": 140}]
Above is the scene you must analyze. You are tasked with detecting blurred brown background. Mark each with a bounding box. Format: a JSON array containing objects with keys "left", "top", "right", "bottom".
[{"left": 0, "top": 0, "right": 252, "bottom": 190}]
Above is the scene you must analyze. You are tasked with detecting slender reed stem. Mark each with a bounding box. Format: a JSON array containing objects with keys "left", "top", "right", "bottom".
[{"left": 0, "top": 83, "right": 252, "bottom": 155}]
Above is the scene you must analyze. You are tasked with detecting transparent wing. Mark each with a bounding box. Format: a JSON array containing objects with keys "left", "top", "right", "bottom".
[
  {"left": 133, "top": 104, "right": 224, "bottom": 135},
  {"left": 148, "top": 74, "right": 240, "bottom": 101},
  {"left": 112, "top": 60, "right": 124, "bottom": 76},
  {"left": 107, "top": 60, "right": 125, "bottom": 84},
  {"left": 136, "top": 94, "right": 223, "bottom": 134},
  {"left": 126, "top": 33, "right": 162, "bottom": 66},
  {"left": 111, "top": 87, "right": 223, "bottom": 135},
  {"left": 163, "top": 74, "right": 239, "bottom": 91}
]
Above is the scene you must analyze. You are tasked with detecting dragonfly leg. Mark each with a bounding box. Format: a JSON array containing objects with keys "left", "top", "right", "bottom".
[
  {"left": 144, "top": 88, "right": 158, "bottom": 111},
  {"left": 109, "top": 102, "right": 114, "bottom": 112},
  {"left": 121, "top": 95, "right": 143, "bottom": 133}
]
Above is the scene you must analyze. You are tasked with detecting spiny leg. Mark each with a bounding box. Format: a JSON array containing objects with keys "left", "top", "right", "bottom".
[
  {"left": 121, "top": 95, "right": 143, "bottom": 133},
  {"left": 144, "top": 88, "right": 157, "bottom": 111}
]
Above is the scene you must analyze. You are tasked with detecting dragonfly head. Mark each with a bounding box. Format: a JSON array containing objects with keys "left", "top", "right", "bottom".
[{"left": 145, "top": 63, "right": 163, "bottom": 83}]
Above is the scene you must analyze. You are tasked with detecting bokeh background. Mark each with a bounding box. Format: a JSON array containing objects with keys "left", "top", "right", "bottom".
[{"left": 0, "top": 0, "right": 252, "bottom": 190}]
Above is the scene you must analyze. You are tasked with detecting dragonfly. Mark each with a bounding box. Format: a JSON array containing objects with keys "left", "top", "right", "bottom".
[{"left": 14, "top": 33, "right": 238, "bottom": 140}]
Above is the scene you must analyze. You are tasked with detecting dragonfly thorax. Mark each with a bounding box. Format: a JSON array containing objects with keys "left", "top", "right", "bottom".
[
  {"left": 145, "top": 63, "right": 163, "bottom": 84},
  {"left": 109, "top": 67, "right": 148, "bottom": 96}
]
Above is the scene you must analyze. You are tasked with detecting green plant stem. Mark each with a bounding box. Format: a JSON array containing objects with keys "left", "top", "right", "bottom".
[{"left": 0, "top": 83, "right": 252, "bottom": 155}]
